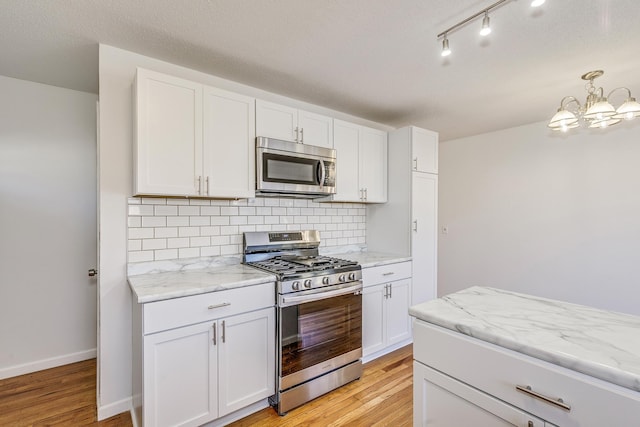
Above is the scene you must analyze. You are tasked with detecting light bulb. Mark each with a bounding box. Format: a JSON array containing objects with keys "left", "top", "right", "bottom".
[
  {"left": 480, "top": 13, "right": 491, "bottom": 36},
  {"left": 531, "top": 0, "right": 545, "bottom": 7},
  {"left": 441, "top": 37, "right": 451, "bottom": 57}
]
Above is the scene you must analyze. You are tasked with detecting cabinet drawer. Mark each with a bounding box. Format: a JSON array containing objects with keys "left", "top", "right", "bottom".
[
  {"left": 413, "top": 320, "right": 640, "bottom": 427},
  {"left": 144, "top": 282, "right": 275, "bottom": 334},
  {"left": 362, "top": 261, "right": 411, "bottom": 286}
]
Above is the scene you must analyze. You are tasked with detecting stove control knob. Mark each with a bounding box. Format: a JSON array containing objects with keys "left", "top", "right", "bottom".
[
  {"left": 304, "top": 279, "right": 312, "bottom": 288},
  {"left": 292, "top": 281, "right": 300, "bottom": 291},
  {"left": 348, "top": 272, "right": 356, "bottom": 281},
  {"left": 322, "top": 276, "right": 330, "bottom": 285},
  {"left": 339, "top": 274, "right": 346, "bottom": 282}
]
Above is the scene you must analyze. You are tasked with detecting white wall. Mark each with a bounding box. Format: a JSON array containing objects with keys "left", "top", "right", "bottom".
[
  {"left": 97, "top": 44, "right": 390, "bottom": 419},
  {"left": 0, "top": 75, "right": 97, "bottom": 378},
  {"left": 438, "top": 120, "right": 640, "bottom": 316}
]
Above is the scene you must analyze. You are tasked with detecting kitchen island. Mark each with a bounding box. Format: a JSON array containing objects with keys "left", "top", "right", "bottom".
[{"left": 410, "top": 286, "right": 640, "bottom": 426}]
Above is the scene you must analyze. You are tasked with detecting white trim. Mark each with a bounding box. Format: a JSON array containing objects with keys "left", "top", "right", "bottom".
[
  {"left": 97, "top": 396, "right": 133, "bottom": 421},
  {"left": 362, "top": 339, "right": 412, "bottom": 364},
  {"left": 0, "top": 348, "right": 97, "bottom": 380}
]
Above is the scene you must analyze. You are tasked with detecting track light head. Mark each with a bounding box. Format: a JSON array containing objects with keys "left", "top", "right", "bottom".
[
  {"left": 480, "top": 12, "right": 491, "bottom": 36},
  {"left": 441, "top": 36, "right": 451, "bottom": 57}
]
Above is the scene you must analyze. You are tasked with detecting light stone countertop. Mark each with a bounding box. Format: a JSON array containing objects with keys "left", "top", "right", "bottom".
[
  {"left": 322, "top": 248, "right": 411, "bottom": 268},
  {"left": 128, "top": 259, "right": 275, "bottom": 304},
  {"left": 409, "top": 286, "right": 640, "bottom": 392},
  {"left": 127, "top": 250, "right": 410, "bottom": 304}
]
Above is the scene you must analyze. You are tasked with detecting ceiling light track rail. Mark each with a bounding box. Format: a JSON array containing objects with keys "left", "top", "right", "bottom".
[{"left": 436, "top": 0, "right": 510, "bottom": 39}]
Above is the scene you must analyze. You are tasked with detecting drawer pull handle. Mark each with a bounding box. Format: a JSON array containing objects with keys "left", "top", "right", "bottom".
[
  {"left": 208, "top": 302, "right": 231, "bottom": 310},
  {"left": 382, "top": 272, "right": 395, "bottom": 276},
  {"left": 516, "top": 385, "right": 571, "bottom": 411}
]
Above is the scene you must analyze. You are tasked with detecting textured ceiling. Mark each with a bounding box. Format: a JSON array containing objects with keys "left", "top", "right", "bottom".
[{"left": 1, "top": 0, "right": 639, "bottom": 140}]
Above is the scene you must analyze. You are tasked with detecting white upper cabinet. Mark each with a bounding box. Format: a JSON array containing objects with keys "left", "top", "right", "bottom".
[
  {"left": 411, "top": 126, "right": 438, "bottom": 173},
  {"left": 135, "top": 68, "right": 203, "bottom": 196},
  {"left": 255, "top": 99, "right": 333, "bottom": 148},
  {"left": 134, "top": 68, "right": 255, "bottom": 198},
  {"left": 202, "top": 86, "right": 255, "bottom": 199},
  {"left": 331, "top": 119, "right": 387, "bottom": 203}
]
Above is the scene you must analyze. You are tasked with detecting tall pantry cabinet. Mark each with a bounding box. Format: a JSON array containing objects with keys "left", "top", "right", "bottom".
[{"left": 367, "top": 126, "right": 438, "bottom": 305}]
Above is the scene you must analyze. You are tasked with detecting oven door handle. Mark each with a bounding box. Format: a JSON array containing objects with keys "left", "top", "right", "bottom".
[{"left": 280, "top": 281, "right": 363, "bottom": 307}]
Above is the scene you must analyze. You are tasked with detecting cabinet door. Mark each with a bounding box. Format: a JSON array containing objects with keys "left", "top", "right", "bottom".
[
  {"left": 144, "top": 322, "right": 217, "bottom": 427},
  {"left": 203, "top": 87, "right": 255, "bottom": 198},
  {"left": 332, "top": 119, "right": 361, "bottom": 202},
  {"left": 359, "top": 127, "right": 387, "bottom": 203},
  {"left": 414, "top": 361, "right": 546, "bottom": 427},
  {"left": 362, "top": 284, "right": 386, "bottom": 357},
  {"left": 218, "top": 307, "right": 275, "bottom": 417},
  {"left": 411, "top": 127, "right": 438, "bottom": 174},
  {"left": 135, "top": 68, "right": 202, "bottom": 196},
  {"left": 298, "top": 110, "right": 333, "bottom": 148},
  {"left": 255, "top": 99, "right": 298, "bottom": 142},
  {"left": 412, "top": 172, "right": 438, "bottom": 305},
  {"left": 386, "top": 279, "right": 412, "bottom": 346}
]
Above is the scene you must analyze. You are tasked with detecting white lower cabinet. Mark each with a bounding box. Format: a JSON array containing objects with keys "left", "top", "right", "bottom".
[
  {"left": 135, "top": 283, "right": 275, "bottom": 427},
  {"left": 413, "top": 319, "right": 640, "bottom": 427},
  {"left": 362, "top": 261, "right": 412, "bottom": 360},
  {"left": 414, "top": 361, "right": 550, "bottom": 427}
]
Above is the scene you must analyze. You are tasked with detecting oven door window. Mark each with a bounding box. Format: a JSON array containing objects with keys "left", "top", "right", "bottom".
[
  {"left": 280, "top": 293, "right": 362, "bottom": 377},
  {"left": 262, "top": 153, "right": 321, "bottom": 186}
]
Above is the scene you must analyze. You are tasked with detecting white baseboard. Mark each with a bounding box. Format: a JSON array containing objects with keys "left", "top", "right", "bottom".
[
  {"left": 0, "top": 348, "right": 97, "bottom": 380},
  {"left": 97, "top": 396, "right": 133, "bottom": 421},
  {"left": 362, "top": 339, "right": 413, "bottom": 364}
]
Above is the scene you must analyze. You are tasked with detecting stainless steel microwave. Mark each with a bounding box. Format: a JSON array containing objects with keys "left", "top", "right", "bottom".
[{"left": 256, "top": 137, "right": 336, "bottom": 198}]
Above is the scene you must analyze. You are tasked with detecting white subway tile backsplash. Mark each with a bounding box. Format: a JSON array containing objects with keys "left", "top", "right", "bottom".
[
  {"left": 221, "top": 206, "right": 238, "bottom": 216},
  {"left": 167, "top": 216, "right": 190, "bottom": 227},
  {"left": 167, "top": 237, "right": 189, "bottom": 248},
  {"left": 155, "top": 227, "right": 178, "bottom": 238},
  {"left": 201, "top": 206, "right": 221, "bottom": 216},
  {"left": 179, "top": 247, "right": 200, "bottom": 258},
  {"left": 142, "top": 216, "right": 166, "bottom": 227},
  {"left": 190, "top": 216, "right": 210, "bottom": 226},
  {"left": 178, "top": 226, "right": 200, "bottom": 237},
  {"left": 190, "top": 236, "right": 210, "bottom": 247},
  {"left": 142, "top": 239, "right": 167, "bottom": 250},
  {"left": 155, "top": 249, "right": 178, "bottom": 260},
  {"left": 127, "top": 196, "right": 367, "bottom": 262},
  {"left": 129, "top": 228, "right": 154, "bottom": 239},
  {"left": 155, "top": 205, "right": 178, "bottom": 216},
  {"left": 179, "top": 206, "right": 200, "bottom": 216},
  {"left": 229, "top": 216, "right": 248, "bottom": 225}
]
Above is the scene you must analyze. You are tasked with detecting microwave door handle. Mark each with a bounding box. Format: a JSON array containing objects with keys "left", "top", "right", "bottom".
[{"left": 317, "top": 160, "right": 326, "bottom": 186}]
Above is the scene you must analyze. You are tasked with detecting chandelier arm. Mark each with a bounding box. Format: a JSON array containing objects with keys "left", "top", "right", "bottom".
[
  {"left": 607, "top": 87, "right": 632, "bottom": 100},
  {"left": 559, "top": 96, "right": 581, "bottom": 110}
]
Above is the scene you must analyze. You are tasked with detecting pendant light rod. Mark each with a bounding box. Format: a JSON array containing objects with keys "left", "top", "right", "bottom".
[{"left": 437, "top": 0, "right": 511, "bottom": 39}]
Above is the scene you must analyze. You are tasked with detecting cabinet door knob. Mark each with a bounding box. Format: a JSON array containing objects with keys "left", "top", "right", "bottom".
[
  {"left": 413, "top": 220, "right": 418, "bottom": 232},
  {"left": 295, "top": 126, "right": 300, "bottom": 143},
  {"left": 212, "top": 322, "right": 217, "bottom": 345},
  {"left": 413, "top": 158, "right": 418, "bottom": 170},
  {"left": 300, "top": 127, "right": 304, "bottom": 143},
  {"left": 206, "top": 176, "right": 210, "bottom": 196},
  {"left": 222, "top": 320, "right": 226, "bottom": 343},
  {"left": 88, "top": 269, "right": 98, "bottom": 277}
]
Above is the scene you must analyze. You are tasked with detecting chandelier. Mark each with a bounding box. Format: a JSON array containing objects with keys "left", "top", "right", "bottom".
[{"left": 548, "top": 70, "right": 640, "bottom": 132}]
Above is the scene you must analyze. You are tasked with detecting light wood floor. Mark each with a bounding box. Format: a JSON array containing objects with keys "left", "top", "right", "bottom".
[
  {"left": 0, "top": 345, "right": 412, "bottom": 426},
  {"left": 228, "top": 344, "right": 413, "bottom": 427},
  {"left": 0, "top": 359, "right": 131, "bottom": 426}
]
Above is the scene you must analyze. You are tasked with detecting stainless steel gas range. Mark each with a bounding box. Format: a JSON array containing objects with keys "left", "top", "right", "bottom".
[{"left": 243, "top": 230, "right": 363, "bottom": 415}]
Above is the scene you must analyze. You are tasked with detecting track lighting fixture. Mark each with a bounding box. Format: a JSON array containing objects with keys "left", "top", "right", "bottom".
[
  {"left": 548, "top": 70, "right": 640, "bottom": 132},
  {"left": 436, "top": 0, "right": 547, "bottom": 57}
]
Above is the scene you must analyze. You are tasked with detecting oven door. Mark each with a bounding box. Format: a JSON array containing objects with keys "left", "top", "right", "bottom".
[{"left": 278, "top": 281, "right": 362, "bottom": 391}]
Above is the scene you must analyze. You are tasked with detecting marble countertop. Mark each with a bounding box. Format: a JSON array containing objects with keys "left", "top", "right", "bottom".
[
  {"left": 128, "top": 260, "right": 275, "bottom": 304},
  {"left": 409, "top": 286, "right": 640, "bottom": 392},
  {"left": 329, "top": 251, "right": 411, "bottom": 268}
]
